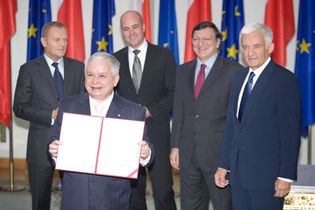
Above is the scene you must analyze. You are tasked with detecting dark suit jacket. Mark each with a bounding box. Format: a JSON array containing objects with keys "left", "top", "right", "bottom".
[
  {"left": 50, "top": 93, "right": 153, "bottom": 210},
  {"left": 13, "top": 56, "right": 85, "bottom": 166},
  {"left": 113, "top": 43, "right": 176, "bottom": 148},
  {"left": 220, "top": 60, "right": 301, "bottom": 190},
  {"left": 171, "top": 56, "right": 241, "bottom": 172}
]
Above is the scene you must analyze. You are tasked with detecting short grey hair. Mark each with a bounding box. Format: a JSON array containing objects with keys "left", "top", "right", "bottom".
[
  {"left": 87, "top": 52, "right": 120, "bottom": 75},
  {"left": 239, "top": 23, "right": 273, "bottom": 45}
]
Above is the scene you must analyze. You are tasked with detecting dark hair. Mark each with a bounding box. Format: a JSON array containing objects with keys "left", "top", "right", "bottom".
[
  {"left": 41, "top": 21, "right": 67, "bottom": 38},
  {"left": 192, "top": 21, "right": 223, "bottom": 41}
]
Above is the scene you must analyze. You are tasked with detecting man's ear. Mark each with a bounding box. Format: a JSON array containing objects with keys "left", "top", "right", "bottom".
[{"left": 40, "top": 37, "right": 46, "bottom": 48}]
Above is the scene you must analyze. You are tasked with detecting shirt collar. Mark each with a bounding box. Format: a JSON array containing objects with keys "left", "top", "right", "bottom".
[
  {"left": 248, "top": 57, "right": 271, "bottom": 77},
  {"left": 128, "top": 39, "right": 148, "bottom": 53},
  {"left": 44, "top": 54, "right": 64, "bottom": 67}
]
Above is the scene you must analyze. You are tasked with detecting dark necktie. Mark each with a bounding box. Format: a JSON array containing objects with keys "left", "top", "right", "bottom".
[
  {"left": 52, "top": 62, "right": 64, "bottom": 99},
  {"left": 238, "top": 72, "right": 255, "bottom": 122},
  {"left": 132, "top": 49, "right": 142, "bottom": 93},
  {"left": 194, "top": 64, "right": 206, "bottom": 99}
]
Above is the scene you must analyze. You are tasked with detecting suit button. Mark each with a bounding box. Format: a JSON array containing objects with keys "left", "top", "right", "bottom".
[{"left": 195, "top": 114, "right": 199, "bottom": 118}]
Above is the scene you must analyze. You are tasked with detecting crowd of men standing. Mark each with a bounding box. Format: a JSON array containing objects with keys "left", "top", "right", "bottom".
[{"left": 13, "top": 9, "right": 301, "bottom": 210}]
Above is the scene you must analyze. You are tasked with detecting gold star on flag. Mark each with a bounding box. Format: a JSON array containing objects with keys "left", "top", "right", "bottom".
[
  {"left": 299, "top": 39, "right": 311, "bottom": 54},
  {"left": 28, "top": 23, "right": 37, "bottom": 38},
  {"left": 222, "top": 29, "right": 228, "bottom": 42},
  {"left": 227, "top": 44, "right": 238, "bottom": 59},
  {"left": 96, "top": 37, "right": 108, "bottom": 51},
  {"left": 108, "top": 25, "right": 113, "bottom": 35},
  {"left": 234, "top": 5, "right": 241, "bottom": 16},
  {"left": 163, "top": 43, "right": 169, "bottom": 48}
]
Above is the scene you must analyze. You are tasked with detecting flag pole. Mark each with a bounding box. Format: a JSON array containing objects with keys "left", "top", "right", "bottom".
[
  {"left": 308, "top": 126, "right": 312, "bottom": 164},
  {"left": 0, "top": 42, "right": 25, "bottom": 192},
  {"left": 0, "top": 123, "right": 25, "bottom": 192}
]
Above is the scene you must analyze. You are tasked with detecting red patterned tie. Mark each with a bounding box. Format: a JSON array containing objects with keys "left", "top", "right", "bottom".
[{"left": 194, "top": 64, "right": 206, "bottom": 99}]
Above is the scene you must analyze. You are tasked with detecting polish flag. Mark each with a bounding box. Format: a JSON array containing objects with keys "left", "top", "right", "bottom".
[
  {"left": 0, "top": 0, "right": 17, "bottom": 127},
  {"left": 264, "top": 0, "right": 295, "bottom": 66},
  {"left": 129, "top": 0, "right": 152, "bottom": 42},
  {"left": 57, "top": 0, "right": 85, "bottom": 62},
  {"left": 184, "top": 0, "right": 211, "bottom": 62}
]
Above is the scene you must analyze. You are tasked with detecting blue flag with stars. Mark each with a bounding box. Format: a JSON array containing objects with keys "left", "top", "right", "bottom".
[
  {"left": 220, "top": 0, "right": 244, "bottom": 61},
  {"left": 158, "top": 0, "right": 179, "bottom": 64},
  {"left": 27, "top": 0, "right": 51, "bottom": 61},
  {"left": 91, "top": 0, "right": 115, "bottom": 54},
  {"left": 295, "top": 0, "right": 315, "bottom": 136}
]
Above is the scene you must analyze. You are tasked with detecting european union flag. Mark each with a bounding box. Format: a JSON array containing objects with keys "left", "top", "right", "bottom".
[
  {"left": 220, "top": 0, "right": 244, "bottom": 61},
  {"left": 158, "top": 0, "right": 179, "bottom": 64},
  {"left": 27, "top": 0, "right": 51, "bottom": 61},
  {"left": 295, "top": 0, "right": 315, "bottom": 136},
  {"left": 91, "top": 0, "right": 115, "bottom": 54}
]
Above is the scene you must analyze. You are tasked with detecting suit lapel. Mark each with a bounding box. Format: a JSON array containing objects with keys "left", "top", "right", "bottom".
[
  {"left": 240, "top": 61, "right": 275, "bottom": 124},
  {"left": 77, "top": 93, "right": 91, "bottom": 115},
  {"left": 234, "top": 69, "right": 248, "bottom": 126},
  {"left": 198, "top": 56, "right": 225, "bottom": 98},
  {"left": 106, "top": 93, "right": 123, "bottom": 119},
  {"left": 186, "top": 61, "right": 197, "bottom": 100},
  {"left": 38, "top": 56, "right": 58, "bottom": 99},
  {"left": 63, "top": 57, "right": 72, "bottom": 96},
  {"left": 120, "top": 47, "right": 137, "bottom": 93}
]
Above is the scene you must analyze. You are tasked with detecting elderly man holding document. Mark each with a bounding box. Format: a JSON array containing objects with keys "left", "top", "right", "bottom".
[{"left": 48, "top": 52, "right": 153, "bottom": 210}]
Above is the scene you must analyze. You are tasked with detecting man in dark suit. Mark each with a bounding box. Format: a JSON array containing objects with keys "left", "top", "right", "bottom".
[
  {"left": 113, "top": 10, "right": 177, "bottom": 210},
  {"left": 13, "top": 22, "right": 85, "bottom": 210},
  {"left": 214, "top": 23, "right": 301, "bottom": 210},
  {"left": 170, "top": 22, "right": 241, "bottom": 210},
  {"left": 49, "top": 52, "right": 153, "bottom": 210}
]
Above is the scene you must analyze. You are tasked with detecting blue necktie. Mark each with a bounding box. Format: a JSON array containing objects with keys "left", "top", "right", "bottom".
[
  {"left": 238, "top": 72, "right": 255, "bottom": 122},
  {"left": 52, "top": 62, "right": 64, "bottom": 100}
]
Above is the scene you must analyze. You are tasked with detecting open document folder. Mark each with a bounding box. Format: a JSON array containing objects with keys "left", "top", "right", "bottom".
[{"left": 55, "top": 112, "right": 145, "bottom": 179}]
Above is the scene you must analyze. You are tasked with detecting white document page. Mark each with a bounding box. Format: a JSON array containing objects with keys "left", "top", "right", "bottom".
[
  {"left": 97, "top": 118, "right": 144, "bottom": 178},
  {"left": 56, "top": 113, "right": 103, "bottom": 173},
  {"left": 55, "top": 112, "right": 145, "bottom": 179}
]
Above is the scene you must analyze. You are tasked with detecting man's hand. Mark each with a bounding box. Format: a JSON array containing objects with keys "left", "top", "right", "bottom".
[
  {"left": 139, "top": 141, "right": 150, "bottom": 160},
  {"left": 169, "top": 148, "right": 179, "bottom": 170},
  {"left": 52, "top": 108, "right": 59, "bottom": 120},
  {"left": 274, "top": 179, "right": 291, "bottom": 197},
  {"left": 49, "top": 140, "right": 61, "bottom": 158},
  {"left": 214, "top": 167, "right": 229, "bottom": 188},
  {"left": 144, "top": 107, "right": 151, "bottom": 119}
]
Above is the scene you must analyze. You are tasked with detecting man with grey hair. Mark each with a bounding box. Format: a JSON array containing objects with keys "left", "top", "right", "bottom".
[
  {"left": 214, "top": 23, "right": 301, "bottom": 210},
  {"left": 48, "top": 52, "right": 153, "bottom": 210}
]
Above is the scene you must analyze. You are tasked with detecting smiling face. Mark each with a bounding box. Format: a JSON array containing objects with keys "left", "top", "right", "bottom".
[
  {"left": 41, "top": 26, "right": 68, "bottom": 61},
  {"left": 240, "top": 30, "right": 274, "bottom": 70},
  {"left": 120, "top": 11, "right": 145, "bottom": 49},
  {"left": 85, "top": 59, "right": 120, "bottom": 102},
  {"left": 192, "top": 27, "right": 220, "bottom": 62}
]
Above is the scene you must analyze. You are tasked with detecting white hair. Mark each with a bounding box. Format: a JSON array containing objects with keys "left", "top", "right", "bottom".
[
  {"left": 86, "top": 52, "right": 120, "bottom": 75},
  {"left": 239, "top": 23, "right": 273, "bottom": 45}
]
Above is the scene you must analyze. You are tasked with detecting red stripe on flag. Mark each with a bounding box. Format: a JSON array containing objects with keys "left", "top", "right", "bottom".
[
  {"left": 142, "top": 0, "right": 152, "bottom": 42},
  {"left": 58, "top": 0, "right": 85, "bottom": 62},
  {"left": 264, "top": 0, "right": 295, "bottom": 66},
  {"left": 184, "top": 0, "right": 212, "bottom": 62},
  {"left": 0, "top": 0, "right": 17, "bottom": 128}
]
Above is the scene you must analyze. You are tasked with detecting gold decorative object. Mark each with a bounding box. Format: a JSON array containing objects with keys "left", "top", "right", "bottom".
[{"left": 284, "top": 186, "right": 315, "bottom": 210}]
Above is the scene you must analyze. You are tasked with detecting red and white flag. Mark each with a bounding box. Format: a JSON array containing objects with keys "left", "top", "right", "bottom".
[
  {"left": 58, "top": 0, "right": 85, "bottom": 62},
  {"left": 129, "top": 0, "right": 152, "bottom": 42},
  {"left": 264, "top": 0, "right": 295, "bottom": 66},
  {"left": 184, "top": 0, "right": 212, "bottom": 62},
  {"left": 0, "top": 0, "right": 17, "bottom": 128}
]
